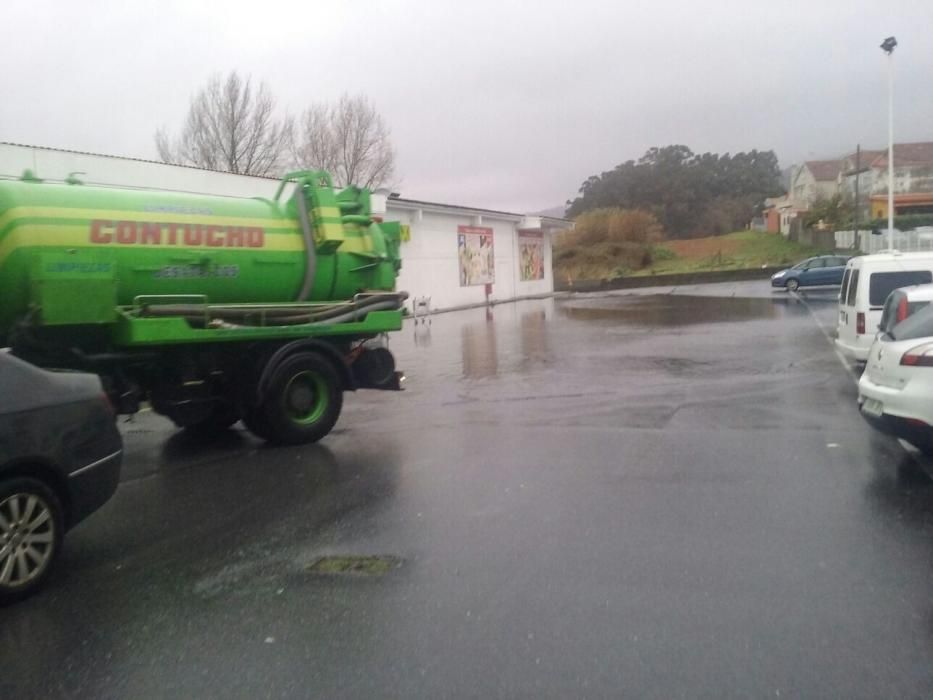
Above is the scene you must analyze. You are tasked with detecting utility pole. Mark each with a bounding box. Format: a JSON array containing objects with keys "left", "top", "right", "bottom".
[
  {"left": 881, "top": 36, "right": 897, "bottom": 251},
  {"left": 854, "top": 144, "right": 861, "bottom": 250}
]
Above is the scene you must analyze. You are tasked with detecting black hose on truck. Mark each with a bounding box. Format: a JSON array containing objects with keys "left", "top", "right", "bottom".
[{"left": 138, "top": 292, "right": 409, "bottom": 328}]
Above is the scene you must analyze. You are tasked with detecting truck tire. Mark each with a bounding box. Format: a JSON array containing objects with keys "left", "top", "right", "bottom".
[
  {"left": 0, "top": 477, "right": 64, "bottom": 605},
  {"left": 242, "top": 407, "right": 274, "bottom": 442},
  {"left": 259, "top": 352, "right": 343, "bottom": 445}
]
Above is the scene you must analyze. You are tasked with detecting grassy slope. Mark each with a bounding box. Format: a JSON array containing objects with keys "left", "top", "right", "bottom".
[{"left": 634, "top": 231, "right": 829, "bottom": 277}]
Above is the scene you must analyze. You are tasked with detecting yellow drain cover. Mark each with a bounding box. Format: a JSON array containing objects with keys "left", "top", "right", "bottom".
[{"left": 306, "top": 555, "right": 401, "bottom": 576}]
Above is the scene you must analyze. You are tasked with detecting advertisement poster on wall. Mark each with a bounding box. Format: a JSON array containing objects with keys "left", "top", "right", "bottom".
[
  {"left": 457, "top": 225, "right": 495, "bottom": 287},
  {"left": 518, "top": 230, "right": 545, "bottom": 281}
]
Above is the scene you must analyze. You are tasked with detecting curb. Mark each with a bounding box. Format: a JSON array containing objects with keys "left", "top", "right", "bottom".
[
  {"left": 404, "top": 292, "right": 572, "bottom": 320},
  {"left": 555, "top": 267, "right": 777, "bottom": 292}
]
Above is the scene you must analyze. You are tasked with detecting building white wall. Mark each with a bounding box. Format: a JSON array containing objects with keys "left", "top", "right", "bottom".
[
  {"left": 0, "top": 143, "right": 561, "bottom": 311},
  {"left": 790, "top": 166, "right": 837, "bottom": 209},
  {"left": 389, "top": 205, "right": 555, "bottom": 311},
  {"left": 869, "top": 165, "right": 933, "bottom": 197}
]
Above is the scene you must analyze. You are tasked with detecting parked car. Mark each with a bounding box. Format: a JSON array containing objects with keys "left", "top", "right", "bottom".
[
  {"left": 836, "top": 251, "right": 933, "bottom": 363},
  {"left": 0, "top": 351, "right": 122, "bottom": 603},
  {"left": 859, "top": 302, "right": 933, "bottom": 454},
  {"left": 770, "top": 255, "right": 850, "bottom": 292},
  {"left": 876, "top": 284, "right": 933, "bottom": 338}
]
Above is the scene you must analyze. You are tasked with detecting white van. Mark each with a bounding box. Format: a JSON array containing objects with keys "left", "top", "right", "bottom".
[{"left": 836, "top": 251, "right": 933, "bottom": 362}]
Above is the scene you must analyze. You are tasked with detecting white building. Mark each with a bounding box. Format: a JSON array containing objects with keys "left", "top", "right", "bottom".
[
  {"left": 0, "top": 142, "right": 570, "bottom": 313},
  {"left": 388, "top": 197, "right": 567, "bottom": 310},
  {"left": 788, "top": 160, "right": 843, "bottom": 210}
]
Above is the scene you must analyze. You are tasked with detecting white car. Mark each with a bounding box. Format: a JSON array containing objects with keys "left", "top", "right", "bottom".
[
  {"left": 876, "top": 284, "right": 933, "bottom": 337},
  {"left": 858, "top": 302, "right": 933, "bottom": 454},
  {"left": 836, "top": 251, "right": 933, "bottom": 364}
]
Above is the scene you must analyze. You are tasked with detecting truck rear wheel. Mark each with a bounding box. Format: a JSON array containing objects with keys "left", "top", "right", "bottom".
[
  {"left": 242, "top": 409, "right": 271, "bottom": 441},
  {"left": 258, "top": 352, "right": 342, "bottom": 445}
]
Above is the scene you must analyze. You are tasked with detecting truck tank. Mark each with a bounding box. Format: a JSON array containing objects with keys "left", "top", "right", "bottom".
[{"left": 0, "top": 170, "right": 402, "bottom": 345}]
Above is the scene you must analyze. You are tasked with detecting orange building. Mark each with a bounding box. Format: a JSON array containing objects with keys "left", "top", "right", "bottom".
[
  {"left": 870, "top": 192, "right": 933, "bottom": 219},
  {"left": 765, "top": 207, "right": 781, "bottom": 233}
]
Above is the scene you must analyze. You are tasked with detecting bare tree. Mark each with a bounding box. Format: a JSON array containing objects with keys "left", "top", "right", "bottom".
[
  {"left": 290, "top": 94, "right": 395, "bottom": 189},
  {"left": 155, "top": 72, "right": 291, "bottom": 176}
]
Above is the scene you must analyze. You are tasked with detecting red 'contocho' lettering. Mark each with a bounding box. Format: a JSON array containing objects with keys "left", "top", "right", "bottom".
[
  {"left": 140, "top": 222, "right": 161, "bottom": 245},
  {"left": 116, "top": 221, "right": 137, "bottom": 244},
  {"left": 226, "top": 227, "right": 244, "bottom": 247},
  {"left": 89, "top": 219, "right": 267, "bottom": 248},
  {"left": 183, "top": 224, "right": 202, "bottom": 246},
  {"left": 90, "top": 220, "right": 113, "bottom": 243},
  {"left": 206, "top": 225, "right": 223, "bottom": 247},
  {"left": 246, "top": 227, "right": 264, "bottom": 248}
]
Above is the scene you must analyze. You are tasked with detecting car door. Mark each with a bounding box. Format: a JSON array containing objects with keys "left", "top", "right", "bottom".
[
  {"left": 794, "top": 258, "right": 813, "bottom": 286},
  {"left": 838, "top": 266, "right": 860, "bottom": 345},
  {"left": 825, "top": 257, "right": 846, "bottom": 285},
  {"left": 801, "top": 258, "right": 825, "bottom": 286}
]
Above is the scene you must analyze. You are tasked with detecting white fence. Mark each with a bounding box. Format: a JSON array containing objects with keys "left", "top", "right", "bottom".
[{"left": 835, "top": 229, "right": 933, "bottom": 254}]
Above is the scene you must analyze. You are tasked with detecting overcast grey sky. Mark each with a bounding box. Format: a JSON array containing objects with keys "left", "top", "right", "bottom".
[{"left": 2, "top": 0, "right": 932, "bottom": 212}]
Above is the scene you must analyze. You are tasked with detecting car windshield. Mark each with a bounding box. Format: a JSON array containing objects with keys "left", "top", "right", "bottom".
[
  {"left": 792, "top": 260, "right": 809, "bottom": 270},
  {"left": 879, "top": 293, "right": 899, "bottom": 334}
]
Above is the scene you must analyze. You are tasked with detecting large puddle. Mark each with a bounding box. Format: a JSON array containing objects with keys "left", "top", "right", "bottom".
[{"left": 557, "top": 294, "right": 792, "bottom": 327}]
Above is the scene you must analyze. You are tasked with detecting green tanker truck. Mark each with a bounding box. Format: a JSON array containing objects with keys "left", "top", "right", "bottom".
[{"left": 0, "top": 170, "right": 407, "bottom": 444}]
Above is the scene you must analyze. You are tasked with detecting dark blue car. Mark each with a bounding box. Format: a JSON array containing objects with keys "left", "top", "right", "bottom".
[
  {"left": 0, "top": 352, "right": 122, "bottom": 603},
  {"left": 770, "top": 255, "right": 850, "bottom": 292}
]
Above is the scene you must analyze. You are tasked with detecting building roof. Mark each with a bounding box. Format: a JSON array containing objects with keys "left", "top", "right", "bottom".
[
  {"left": 0, "top": 141, "right": 572, "bottom": 223},
  {"left": 390, "top": 196, "right": 519, "bottom": 221},
  {"left": 390, "top": 198, "right": 571, "bottom": 225},
  {"left": 842, "top": 150, "right": 885, "bottom": 173},
  {"left": 0, "top": 140, "right": 272, "bottom": 178},
  {"left": 872, "top": 142, "right": 933, "bottom": 168},
  {"left": 763, "top": 194, "right": 789, "bottom": 208},
  {"left": 804, "top": 160, "right": 843, "bottom": 181}
]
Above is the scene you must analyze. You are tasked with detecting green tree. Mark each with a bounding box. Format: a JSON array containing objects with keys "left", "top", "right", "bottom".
[
  {"left": 566, "top": 146, "right": 783, "bottom": 239},
  {"left": 803, "top": 194, "right": 853, "bottom": 229}
]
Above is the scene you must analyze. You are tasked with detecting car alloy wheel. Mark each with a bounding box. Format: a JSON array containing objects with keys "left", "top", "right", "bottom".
[{"left": 0, "top": 480, "right": 62, "bottom": 602}]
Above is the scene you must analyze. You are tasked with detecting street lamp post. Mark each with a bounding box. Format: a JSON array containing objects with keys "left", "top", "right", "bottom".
[{"left": 881, "top": 36, "right": 897, "bottom": 251}]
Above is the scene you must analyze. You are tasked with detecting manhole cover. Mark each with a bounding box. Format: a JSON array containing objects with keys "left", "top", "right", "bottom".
[{"left": 305, "top": 555, "right": 401, "bottom": 576}]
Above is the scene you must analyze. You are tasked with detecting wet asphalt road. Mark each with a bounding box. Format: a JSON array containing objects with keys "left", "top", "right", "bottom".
[{"left": 4, "top": 281, "right": 933, "bottom": 698}]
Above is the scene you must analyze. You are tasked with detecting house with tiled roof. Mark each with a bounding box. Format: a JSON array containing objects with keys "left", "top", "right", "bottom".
[
  {"left": 867, "top": 143, "right": 933, "bottom": 219},
  {"left": 838, "top": 150, "right": 885, "bottom": 220},
  {"left": 841, "top": 150, "right": 886, "bottom": 174},
  {"left": 789, "top": 160, "right": 843, "bottom": 210},
  {"left": 876, "top": 142, "right": 933, "bottom": 167},
  {"left": 836, "top": 142, "right": 933, "bottom": 220}
]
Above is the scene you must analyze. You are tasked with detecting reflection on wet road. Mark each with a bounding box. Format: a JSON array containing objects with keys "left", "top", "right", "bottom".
[
  {"left": 3, "top": 281, "right": 933, "bottom": 698},
  {"left": 560, "top": 293, "right": 782, "bottom": 325}
]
